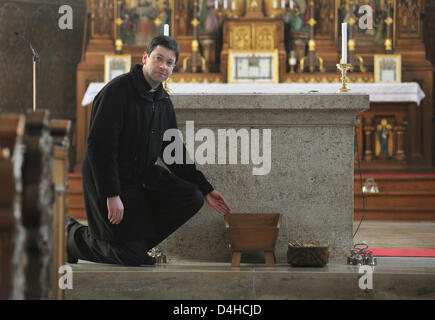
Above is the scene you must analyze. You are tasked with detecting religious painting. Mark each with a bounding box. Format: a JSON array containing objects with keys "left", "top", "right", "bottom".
[
  {"left": 374, "top": 54, "right": 401, "bottom": 83},
  {"left": 337, "top": 0, "right": 390, "bottom": 46},
  {"left": 104, "top": 55, "right": 132, "bottom": 82},
  {"left": 118, "top": 0, "right": 171, "bottom": 46}
]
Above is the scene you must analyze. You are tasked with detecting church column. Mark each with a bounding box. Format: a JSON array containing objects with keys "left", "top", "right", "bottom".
[{"left": 394, "top": 115, "right": 407, "bottom": 162}]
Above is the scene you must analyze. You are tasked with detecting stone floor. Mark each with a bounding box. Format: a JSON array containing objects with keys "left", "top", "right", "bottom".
[
  {"left": 353, "top": 220, "right": 435, "bottom": 249},
  {"left": 65, "top": 220, "right": 435, "bottom": 300}
]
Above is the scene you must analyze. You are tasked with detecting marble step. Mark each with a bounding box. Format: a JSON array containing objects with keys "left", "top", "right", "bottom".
[{"left": 64, "top": 260, "right": 435, "bottom": 300}]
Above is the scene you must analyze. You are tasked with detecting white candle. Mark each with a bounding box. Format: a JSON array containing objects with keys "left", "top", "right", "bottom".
[
  {"left": 290, "top": 0, "right": 294, "bottom": 9},
  {"left": 224, "top": 0, "right": 227, "bottom": 9},
  {"left": 273, "top": 0, "right": 277, "bottom": 9},
  {"left": 281, "top": 0, "right": 285, "bottom": 8},
  {"left": 231, "top": 0, "right": 235, "bottom": 10},
  {"left": 342, "top": 22, "right": 347, "bottom": 64},
  {"left": 215, "top": 0, "right": 218, "bottom": 9},
  {"left": 164, "top": 24, "right": 169, "bottom": 36}
]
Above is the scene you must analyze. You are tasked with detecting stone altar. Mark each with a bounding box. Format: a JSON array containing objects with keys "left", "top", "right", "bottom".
[{"left": 158, "top": 85, "right": 369, "bottom": 264}]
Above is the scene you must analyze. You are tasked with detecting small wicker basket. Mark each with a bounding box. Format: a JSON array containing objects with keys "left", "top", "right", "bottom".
[{"left": 287, "top": 243, "right": 330, "bottom": 267}]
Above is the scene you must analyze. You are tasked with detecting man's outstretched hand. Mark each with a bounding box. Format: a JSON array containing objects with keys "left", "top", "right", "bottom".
[
  {"left": 107, "top": 195, "right": 124, "bottom": 224},
  {"left": 205, "top": 190, "right": 231, "bottom": 216}
]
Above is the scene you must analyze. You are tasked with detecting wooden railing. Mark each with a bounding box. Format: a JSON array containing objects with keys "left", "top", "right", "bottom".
[
  {"left": 0, "top": 110, "right": 71, "bottom": 300},
  {"left": 50, "top": 119, "right": 71, "bottom": 300}
]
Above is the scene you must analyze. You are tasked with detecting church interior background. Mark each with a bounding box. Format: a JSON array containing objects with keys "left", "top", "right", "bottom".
[
  {"left": 1, "top": 0, "right": 434, "bottom": 219},
  {"left": 1, "top": 0, "right": 435, "bottom": 300}
]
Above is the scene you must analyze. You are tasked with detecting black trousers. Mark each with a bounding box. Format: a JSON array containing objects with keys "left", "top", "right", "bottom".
[{"left": 67, "top": 184, "right": 205, "bottom": 266}]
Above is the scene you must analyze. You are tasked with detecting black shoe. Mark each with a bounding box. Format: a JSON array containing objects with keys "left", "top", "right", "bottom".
[
  {"left": 66, "top": 216, "right": 79, "bottom": 233},
  {"left": 66, "top": 216, "right": 79, "bottom": 264},
  {"left": 67, "top": 252, "right": 78, "bottom": 264}
]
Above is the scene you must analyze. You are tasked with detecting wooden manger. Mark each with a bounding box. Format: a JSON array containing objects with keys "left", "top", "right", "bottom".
[{"left": 224, "top": 213, "right": 282, "bottom": 267}]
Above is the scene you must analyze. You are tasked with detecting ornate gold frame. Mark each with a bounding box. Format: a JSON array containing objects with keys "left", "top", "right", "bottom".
[
  {"left": 374, "top": 54, "right": 401, "bottom": 83},
  {"left": 227, "top": 49, "right": 279, "bottom": 83},
  {"left": 104, "top": 54, "right": 132, "bottom": 82}
]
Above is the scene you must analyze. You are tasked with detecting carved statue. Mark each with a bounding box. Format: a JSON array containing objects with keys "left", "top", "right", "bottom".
[
  {"left": 90, "top": 0, "right": 114, "bottom": 37},
  {"left": 398, "top": 0, "right": 421, "bottom": 35},
  {"left": 316, "top": 0, "right": 334, "bottom": 35},
  {"left": 376, "top": 118, "right": 393, "bottom": 157},
  {"left": 176, "top": 0, "right": 190, "bottom": 35},
  {"left": 286, "top": 0, "right": 308, "bottom": 32},
  {"left": 199, "top": 0, "right": 219, "bottom": 34}
]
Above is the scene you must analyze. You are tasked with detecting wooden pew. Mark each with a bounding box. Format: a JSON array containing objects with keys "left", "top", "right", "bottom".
[
  {"left": 1, "top": 110, "right": 71, "bottom": 299},
  {"left": 17, "top": 109, "right": 55, "bottom": 299},
  {"left": 0, "top": 113, "right": 25, "bottom": 300}
]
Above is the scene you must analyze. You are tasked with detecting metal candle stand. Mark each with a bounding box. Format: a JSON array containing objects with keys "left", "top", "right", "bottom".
[
  {"left": 336, "top": 63, "right": 352, "bottom": 93},
  {"left": 147, "top": 247, "right": 167, "bottom": 264},
  {"left": 347, "top": 243, "right": 377, "bottom": 266}
]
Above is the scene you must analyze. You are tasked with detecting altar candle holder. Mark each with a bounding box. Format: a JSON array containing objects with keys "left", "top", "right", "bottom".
[
  {"left": 163, "top": 79, "right": 171, "bottom": 92},
  {"left": 215, "top": 2, "right": 231, "bottom": 23},
  {"left": 163, "top": 24, "right": 171, "bottom": 92},
  {"left": 289, "top": 50, "right": 297, "bottom": 73},
  {"left": 336, "top": 63, "right": 352, "bottom": 93}
]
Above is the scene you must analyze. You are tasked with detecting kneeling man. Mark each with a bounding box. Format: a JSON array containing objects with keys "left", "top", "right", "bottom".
[{"left": 67, "top": 36, "right": 231, "bottom": 266}]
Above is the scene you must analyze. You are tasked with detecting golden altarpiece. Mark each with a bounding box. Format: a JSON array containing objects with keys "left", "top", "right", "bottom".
[{"left": 76, "top": 0, "right": 433, "bottom": 176}]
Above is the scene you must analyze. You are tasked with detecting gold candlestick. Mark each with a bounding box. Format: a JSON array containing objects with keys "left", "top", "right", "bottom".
[
  {"left": 163, "top": 80, "right": 171, "bottom": 93},
  {"left": 336, "top": 63, "right": 352, "bottom": 93}
]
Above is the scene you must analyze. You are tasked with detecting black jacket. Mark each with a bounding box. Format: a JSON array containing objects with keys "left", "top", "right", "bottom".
[{"left": 82, "top": 64, "right": 214, "bottom": 242}]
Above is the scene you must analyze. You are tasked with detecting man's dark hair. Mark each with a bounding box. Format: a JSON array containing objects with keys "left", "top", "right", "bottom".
[{"left": 146, "top": 36, "right": 180, "bottom": 63}]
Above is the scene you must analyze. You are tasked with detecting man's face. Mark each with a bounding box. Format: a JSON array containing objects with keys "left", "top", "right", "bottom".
[{"left": 142, "top": 45, "right": 176, "bottom": 88}]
